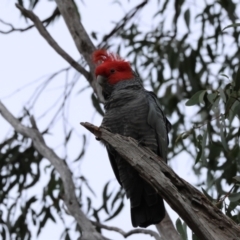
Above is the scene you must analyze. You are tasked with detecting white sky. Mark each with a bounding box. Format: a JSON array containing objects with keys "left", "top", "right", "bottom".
[{"left": 0, "top": 1, "right": 197, "bottom": 239}]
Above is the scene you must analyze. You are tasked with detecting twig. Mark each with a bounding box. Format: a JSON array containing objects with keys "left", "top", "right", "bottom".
[
  {"left": 216, "top": 184, "right": 236, "bottom": 207},
  {"left": 0, "top": 101, "right": 105, "bottom": 240},
  {"left": 15, "top": 4, "right": 90, "bottom": 81},
  {"left": 99, "top": 0, "right": 149, "bottom": 48},
  {"left": 91, "top": 221, "right": 162, "bottom": 240},
  {"left": 0, "top": 19, "right": 34, "bottom": 34},
  {"left": 0, "top": 7, "right": 60, "bottom": 34},
  {"left": 81, "top": 122, "right": 240, "bottom": 240}
]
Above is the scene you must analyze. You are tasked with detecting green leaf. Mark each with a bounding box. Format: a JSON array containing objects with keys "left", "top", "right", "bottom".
[
  {"left": 175, "top": 130, "right": 193, "bottom": 144},
  {"left": 200, "top": 129, "right": 207, "bottom": 164},
  {"left": 233, "top": 176, "right": 240, "bottom": 183},
  {"left": 222, "top": 23, "right": 240, "bottom": 31},
  {"left": 219, "top": 88, "right": 226, "bottom": 102},
  {"left": 199, "top": 90, "right": 206, "bottom": 104},
  {"left": 185, "top": 90, "right": 206, "bottom": 106},
  {"left": 206, "top": 44, "right": 214, "bottom": 61},
  {"left": 228, "top": 192, "right": 240, "bottom": 202},
  {"left": 233, "top": 65, "right": 240, "bottom": 91},
  {"left": 195, "top": 134, "right": 203, "bottom": 165},
  {"left": 220, "top": 73, "right": 229, "bottom": 79},
  {"left": 176, "top": 218, "right": 188, "bottom": 240},
  {"left": 207, "top": 92, "right": 218, "bottom": 104},
  {"left": 210, "top": 96, "right": 220, "bottom": 113},
  {"left": 202, "top": 188, "right": 214, "bottom": 202},
  {"left": 104, "top": 201, "right": 124, "bottom": 222},
  {"left": 184, "top": 9, "right": 190, "bottom": 30},
  {"left": 220, "top": 118, "right": 228, "bottom": 151},
  {"left": 102, "top": 181, "right": 112, "bottom": 215}
]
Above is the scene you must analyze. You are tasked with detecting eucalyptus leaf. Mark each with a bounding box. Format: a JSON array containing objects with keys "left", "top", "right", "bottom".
[
  {"left": 233, "top": 176, "right": 240, "bottom": 183},
  {"left": 185, "top": 90, "right": 206, "bottom": 106},
  {"left": 229, "top": 192, "right": 240, "bottom": 202},
  {"left": 222, "top": 23, "right": 240, "bottom": 31}
]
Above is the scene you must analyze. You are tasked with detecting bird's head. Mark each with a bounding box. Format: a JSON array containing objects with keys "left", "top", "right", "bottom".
[{"left": 93, "top": 49, "right": 134, "bottom": 87}]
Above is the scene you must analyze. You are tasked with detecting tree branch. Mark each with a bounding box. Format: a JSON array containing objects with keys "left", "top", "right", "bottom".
[
  {"left": 53, "top": 0, "right": 106, "bottom": 102},
  {"left": 0, "top": 7, "right": 60, "bottom": 34},
  {"left": 91, "top": 221, "right": 162, "bottom": 240},
  {"left": 99, "top": 0, "right": 149, "bottom": 49},
  {"left": 81, "top": 122, "right": 240, "bottom": 240},
  {"left": 54, "top": 0, "right": 95, "bottom": 74},
  {"left": 155, "top": 211, "right": 181, "bottom": 240},
  {"left": 0, "top": 19, "right": 34, "bottom": 34},
  {"left": 0, "top": 101, "right": 105, "bottom": 240},
  {"left": 15, "top": 4, "right": 90, "bottom": 81}
]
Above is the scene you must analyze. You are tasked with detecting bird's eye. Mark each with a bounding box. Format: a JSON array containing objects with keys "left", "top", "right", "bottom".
[{"left": 110, "top": 69, "right": 115, "bottom": 73}]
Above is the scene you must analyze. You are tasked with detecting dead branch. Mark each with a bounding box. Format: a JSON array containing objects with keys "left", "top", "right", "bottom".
[
  {"left": 15, "top": 4, "right": 90, "bottom": 81},
  {"left": 91, "top": 221, "right": 162, "bottom": 240},
  {"left": 81, "top": 122, "right": 240, "bottom": 240},
  {"left": 0, "top": 101, "right": 105, "bottom": 240},
  {"left": 155, "top": 211, "right": 181, "bottom": 240}
]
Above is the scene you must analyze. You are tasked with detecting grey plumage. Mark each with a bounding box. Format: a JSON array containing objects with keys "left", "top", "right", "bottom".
[{"left": 100, "top": 76, "right": 171, "bottom": 228}]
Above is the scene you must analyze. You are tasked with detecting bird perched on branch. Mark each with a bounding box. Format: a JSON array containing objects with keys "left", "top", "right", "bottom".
[{"left": 93, "top": 49, "right": 171, "bottom": 228}]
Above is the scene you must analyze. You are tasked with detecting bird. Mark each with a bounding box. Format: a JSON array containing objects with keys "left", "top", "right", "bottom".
[{"left": 93, "top": 49, "right": 171, "bottom": 228}]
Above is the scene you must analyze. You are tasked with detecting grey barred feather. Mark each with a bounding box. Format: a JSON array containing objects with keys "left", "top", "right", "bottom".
[{"left": 101, "top": 76, "right": 171, "bottom": 228}]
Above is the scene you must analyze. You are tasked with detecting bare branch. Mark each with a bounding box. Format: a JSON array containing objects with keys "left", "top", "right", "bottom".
[
  {"left": 0, "top": 7, "right": 60, "bottom": 34},
  {"left": 14, "top": 4, "right": 90, "bottom": 81},
  {"left": 155, "top": 211, "right": 181, "bottom": 240},
  {"left": 54, "top": 0, "right": 95, "bottom": 74},
  {"left": 91, "top": 221, "right": 162, "bottom": 240},
  {"left": 54, "top": 0, "right": 106, "bottom": 102},
  {"left": 0, "top": 101, "right": 105, "bottom": 240},
  {"left": 99, "top": 0, "right": 149, "bottom": 49},
  {"left": 81, "top": 122, "right": 240, "bottom": 240},
  {"left": 0, "top": 19, "right": 34, "bottom": 34}
]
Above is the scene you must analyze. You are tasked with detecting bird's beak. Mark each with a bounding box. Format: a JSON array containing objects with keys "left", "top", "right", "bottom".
[
  {"left": 95, "top": 75, "right": 107, "bottom": 103},
  {"left": 96, "top": 75, "right": 107, "bottom": 86}
]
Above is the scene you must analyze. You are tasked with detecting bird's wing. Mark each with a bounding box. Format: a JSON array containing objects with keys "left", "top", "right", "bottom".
[
  {"left": 106, "top": 145, "right": 122, "bottom": 185},
  {"left": 146, "top": 91, "right": 171, "bottom": 162}
]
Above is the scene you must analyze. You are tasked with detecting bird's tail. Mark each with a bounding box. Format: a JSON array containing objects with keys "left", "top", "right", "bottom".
[{"left": 131, "top": 181, "right": 165, "bottom": 228}]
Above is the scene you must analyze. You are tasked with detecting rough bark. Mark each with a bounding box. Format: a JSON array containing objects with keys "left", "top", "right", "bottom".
[{"left": 81, "top": 122, "right": 240, "bottom": 240}]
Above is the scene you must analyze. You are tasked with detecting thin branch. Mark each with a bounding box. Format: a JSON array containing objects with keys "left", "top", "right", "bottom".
[
  {"left": 15, "top": 4, "right": 90, "bottom": 81},
  {"left": 99, "top": 0, "right": 149, "bottom": 49},
  {"left": 81, "top": 122, "right": 240, "bottom": 240},
  {"left": 91, "top": 221, "right": 161, "bottom": 240},
  {"left": 0, "top": 101, "right": 105, "bottom": 240},
  {"left": 0, "top": 19, "right": 34, "bottom": 34},
  {"left": 0, "top": 7, "right": 60, "bottom": 34},
  {"left": 216, "top": 184, "right": 236, "bottom": 207},
  {"left": 54, "top": 0, "right": 106, "bottom": 102}
]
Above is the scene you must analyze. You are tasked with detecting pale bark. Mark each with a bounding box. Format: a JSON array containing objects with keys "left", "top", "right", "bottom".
[
  {"left": 0, "top": 102, "right": 105, "bottom": 240},
  {"left": 155, "top": 211, "right": 181, "bottom": 240},
  {"left": 81, "top": 122, "right": 240, "bottom": 240}
]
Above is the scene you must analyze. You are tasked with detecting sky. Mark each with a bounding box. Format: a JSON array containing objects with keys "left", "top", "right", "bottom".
[{"left": 0, "top": 1, "right": 197, "bottom": 239}]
